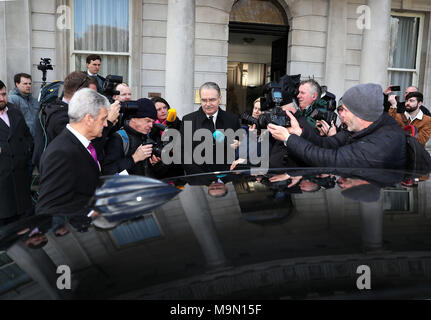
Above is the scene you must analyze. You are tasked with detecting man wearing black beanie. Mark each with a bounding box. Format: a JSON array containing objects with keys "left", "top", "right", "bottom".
[
  {"left": 103, "top": 98, "right": 167, "bottom": 177},
  {"left": 268, "top": 83, "right": 408, "bottom": 170}
]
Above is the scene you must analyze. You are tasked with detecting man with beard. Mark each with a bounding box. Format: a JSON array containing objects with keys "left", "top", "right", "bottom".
[{"left": 388, "top": 91, "right": 431, "bottom": 147}]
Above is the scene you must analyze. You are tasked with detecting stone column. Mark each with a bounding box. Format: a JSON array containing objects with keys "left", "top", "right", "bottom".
[
  {"left": 7, "top": 241, "right": 65, "bottom": 300},
  {"left": 165, "top": 0, "right": 195, "bottom": 117},
  {"left": 359, "top": 0, "right": 392, "bottom": 87},
  {"left": 0, "top": 0, "right": 32, "bottom": 89},
  {"left": 179, "top": 184, "right": 227, "bottom": 268},
  {"left": 324, "top": 0, "right": 347, "bottom": 100},
  {"left": 360, "top": 194, "right": 384, "bottom": 251},
  {"left": 0, "top": 3, "right": 6, "bottom": 83}
]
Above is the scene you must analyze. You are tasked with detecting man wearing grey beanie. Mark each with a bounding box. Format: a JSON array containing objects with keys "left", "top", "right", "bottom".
[{"left": 267, "top": 83, "right": 407, "bottom": 169}]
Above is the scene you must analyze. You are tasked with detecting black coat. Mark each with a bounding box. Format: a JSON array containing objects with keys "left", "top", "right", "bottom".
[
  {"left": 0, "top": 104, "right": 33, "bottom": 219},
  {"left": 285, "top": 113, "right": 407, "bottom": 169},
  {"left": 42, "top": 100, "right": 113, "bottom": 164},
  {"left": 181, "top": 107, "right": 241, "bottom": 174},
  {"left": 102, "top": 123, "right": 168, "bottom": 178},
  {"left": 36, "top": 128, "right": 101, "bottom": 216}
]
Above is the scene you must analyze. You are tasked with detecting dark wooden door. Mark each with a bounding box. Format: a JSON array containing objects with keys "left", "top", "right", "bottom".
[{"left": 271, "top": 38, "right": 287, "bottom": 82}]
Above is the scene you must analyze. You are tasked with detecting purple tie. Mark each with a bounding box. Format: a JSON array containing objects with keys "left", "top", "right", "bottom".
[{"left": 87, "top": 143, "right": 98, "bottom": 165}]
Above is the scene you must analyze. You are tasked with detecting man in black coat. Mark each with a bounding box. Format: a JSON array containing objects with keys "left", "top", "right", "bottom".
[
  {"left": 0, "top": 80, "right": 34, "bottom": 226},
  {"left": 34, "top": 71, "right": 120, "bottom": 170},
  {"left": 181, "top": 82, "right": 241, "bottom": 174},
  {"left": 103, "top": 98, "right": 167, "bottom": 178},
  {"left": 36, "top": 88, "right": 109, "bottom": 216},
  {"left": 268, "top": 83, "right": 407, "bottom": 170}
]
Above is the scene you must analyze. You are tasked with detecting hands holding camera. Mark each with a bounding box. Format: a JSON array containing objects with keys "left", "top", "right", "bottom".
[
  {"left": 108, "top": 100, "right": 121, "bottom": 125},
  {"left": 267, "top": 110, "right": 302, "bottom": 142},
  {"left": 132, "top": 144, "right": 153, "bottom": 163},
  {"left": 316, "top": 120, "right": 336, "bottom": 136}
]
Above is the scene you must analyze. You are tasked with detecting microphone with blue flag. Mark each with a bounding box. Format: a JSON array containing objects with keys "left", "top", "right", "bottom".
[{"left": 213, "top": 130, "right": 225, "bottom": 143}]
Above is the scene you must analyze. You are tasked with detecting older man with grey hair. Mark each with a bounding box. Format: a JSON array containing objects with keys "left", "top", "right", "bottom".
[{"left": 36, "top": 88, "right": 109, "bottom": 216}]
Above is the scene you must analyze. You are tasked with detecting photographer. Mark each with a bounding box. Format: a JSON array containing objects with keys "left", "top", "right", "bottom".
[
  {"left": 102, "top": 98, "right": 167, "bottom": 178},
  {"left": 113, "top": 83, "right": 132, "bottom": 103}
]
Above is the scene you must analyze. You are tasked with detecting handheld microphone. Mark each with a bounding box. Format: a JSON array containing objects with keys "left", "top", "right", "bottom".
[
  {"left": 166, "top": 108, "right": 177, "bottom": 123},
  {"left": 213, "top": 130, "right": 225, "bottom": 143}
]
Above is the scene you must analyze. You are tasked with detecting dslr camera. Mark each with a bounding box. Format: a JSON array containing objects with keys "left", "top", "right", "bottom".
[
  {"left": 241, "top": 74, "right": 302, "bottom": 130},
  {"left": 142, "top": 123, "right": 170, "bottom": 158},
  {"left": 102, "top": 74, "right": 140, "bottom": 121},
  {"left": 308, "top": 86, "right": 338, "bottom": 125}
]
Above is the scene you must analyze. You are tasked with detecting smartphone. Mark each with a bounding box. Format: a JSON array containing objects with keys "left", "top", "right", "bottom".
[{"left": 390, "top": 85, "right": 401, "bottom": 91}]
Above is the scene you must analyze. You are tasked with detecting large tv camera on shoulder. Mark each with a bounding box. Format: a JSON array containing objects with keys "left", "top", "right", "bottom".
[
  {"left": 241, "top": 74, "right": 301, "bottom": 130},
  {"left": 102, "top": 74, "right": 139, "bottom": 116},
  {"left": 308, "top": 85, "right": 338, "bottom": 125}
]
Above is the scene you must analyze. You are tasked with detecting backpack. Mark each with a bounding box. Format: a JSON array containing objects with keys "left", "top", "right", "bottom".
[
  {"left": 116, "top": 129, "right": 130, "bottom": 155},
  {"left": 32, "top": 81, "right": 65, "bottom": 169},
  {"left": 38, "top": 81, "right": 64, "bottom": 106},
  {"left": 405, "top": 133, "right": 431, "bottom": 174}
]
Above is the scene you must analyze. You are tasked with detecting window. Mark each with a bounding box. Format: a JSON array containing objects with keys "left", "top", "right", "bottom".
[
  {"left": 388, "top": 12, "right": 424, "bottom": 94},
  {"left": 110, "top": 213, "right": 163, "bottom": 248},
  {"left": 0, "top": 252, "right": 31, "bottom": 294},
  {"left": 71, "top": 0, "right": 130, "bottom": 82},
  {"left": 383, "top": 188, "right": 418, "bottom": 214}
]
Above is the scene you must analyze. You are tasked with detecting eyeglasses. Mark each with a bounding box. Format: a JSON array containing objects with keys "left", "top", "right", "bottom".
[{"left": 201, "top": 98, "right": 218, "bottom": 104}]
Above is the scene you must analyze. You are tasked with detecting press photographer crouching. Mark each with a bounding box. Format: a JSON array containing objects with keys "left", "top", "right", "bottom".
[{"left": 102, "top": 98, "right": 168, "bottom": 178}]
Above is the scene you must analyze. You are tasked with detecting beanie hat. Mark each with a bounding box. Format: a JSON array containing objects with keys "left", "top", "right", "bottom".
[
  {"left": 134, "top": 98, "right": 157, "bottom": 120},
  {"left": 341, "top": 83, "right": 384, "bottom": 122}
]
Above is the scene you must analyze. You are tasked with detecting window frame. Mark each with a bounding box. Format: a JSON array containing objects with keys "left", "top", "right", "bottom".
[
  {"left": 388, "top": 11, "right": 425, "bottom": 87},
  {"left": 69, "top": 0, "right": 133, "bottom": 84}
]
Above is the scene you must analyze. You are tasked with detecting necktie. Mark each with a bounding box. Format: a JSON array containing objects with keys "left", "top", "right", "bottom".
[
  {"left": 208, "top": 115, "right": 215, "bottom": 132},
  {"left": 87, "top": 143, "right": 99, "bottom": 166}
]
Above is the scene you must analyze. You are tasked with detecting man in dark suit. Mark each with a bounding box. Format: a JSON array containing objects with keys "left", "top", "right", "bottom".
[
  {"left": 181, "top": 82, "right": 241, "bottom": 174},
  {"left": 84, "top": 54, "right": 106, "bottom": 94},
  {"left": 0, "top": 80, "right": 34, "bottom": 226},
  {"left": 36, "top": 88, "right": 109, "bottom": 216}
]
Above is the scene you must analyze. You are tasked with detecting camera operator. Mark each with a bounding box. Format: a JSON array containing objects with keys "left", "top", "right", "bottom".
[
  {"left": 293, "top": 79, "right": 336, "bottom": 134},
  {"left": 112, "top": 83, "right": 132, "bottom": 103},
  {"left": 102, "top": 98, "right": 168, "bottom": 178}
]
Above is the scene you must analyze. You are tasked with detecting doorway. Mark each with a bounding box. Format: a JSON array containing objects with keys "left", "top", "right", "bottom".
[{"left": 227, "top": 0, "right": 289, "bottom": 116}]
